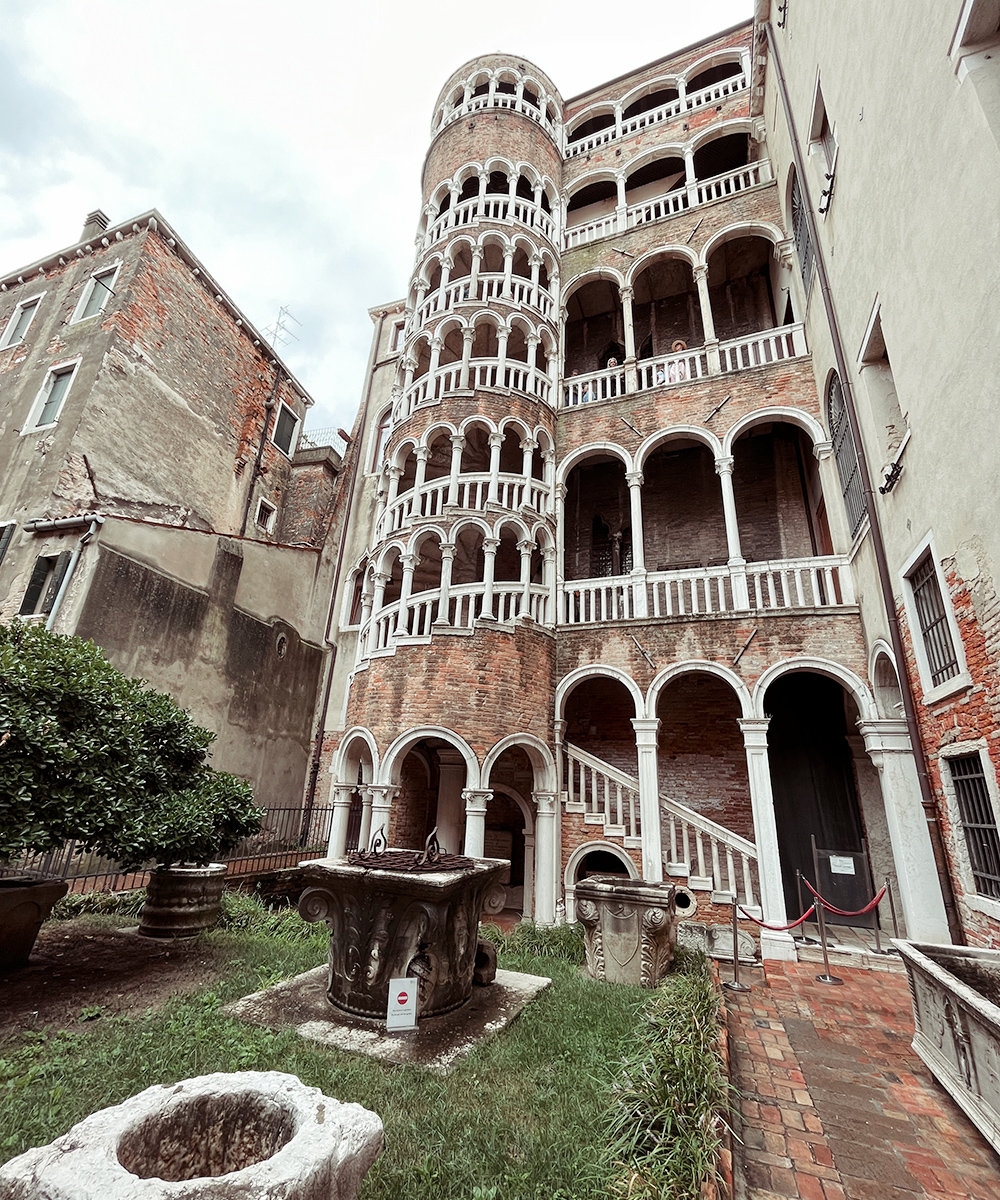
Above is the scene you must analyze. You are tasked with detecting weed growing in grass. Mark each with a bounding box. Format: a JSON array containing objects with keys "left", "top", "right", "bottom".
[
  {"left": 51, "top": 889, "right": 146, "bottom": 921},
  {"left": 605, "top": 949, "right": 729, "bottom": 1200},
  {"left": 481, "top": 920, "right": 586, "bottom": 964}
]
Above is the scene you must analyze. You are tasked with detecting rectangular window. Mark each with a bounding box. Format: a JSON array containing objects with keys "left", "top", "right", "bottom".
[
  {"left": 255, "top": 498, "right": 276, "bottom": 533},
  {"left": 272, "top": 402, "right": 299, "bottom": 456},
  {"left": 0, "top": 521, "right": 15, "bottom": 568},
  {"left": 19, "top": 551, "right": 72, "bottom": 617},
  {"left": 949, "top": 753, "right": 1000, "bottom": 899},
  {"left": 29, "top": 363, "right": 78, "bottom": 430},
  {"left": 0, "top": 296, "right": 42, "bottom": 349},
  {"left": 72, "top": 266, "right": 118, "bottom": 323},
  {"left": 909, "top": 553, "right": 961, "bottom": 687}
]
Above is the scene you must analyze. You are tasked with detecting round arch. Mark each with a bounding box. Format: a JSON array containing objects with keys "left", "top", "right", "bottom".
[
  {"left": 333, "top": 727, "right": 380, "bottom": 784},
  {"left": 406, "top": 524, "right": 448, "bottom": 555},
  {"left": 556, "top": 441, "right": 633, "bottom": 485},
  {"left": 555, "top": 665, "right": 644, "bottom": 722},
  {"left": 752, "top": 657, "right": 877, "bottom": 722},
  {"left": 626, "top": 243, "right": 699, "bottom": 284},
  {"left": 699, "top": 221, "right": 785, "bottom": 268},
  {"left": 683, "top": 48, "right": 746, "bottom": 88},
  {"left": 635, "top": 425, "right": 723, "bottom": 471},
  {"left": 722, "top": 406, "right": 826, "bottom": 455},
  {"left": 689, "top": 116, "right": 756, "bottom": 155},
  {"left": 380, "top": 726, "right": 481, "bottom": 788},
  {"left": 646, "top": 660, "right": 752, "bottom": 719},
  {"left": 560, "top": 267, "right": 626, "bottom": 306},
  {"left": 482, "top": 733, "right": 557, "bottom": 793},
  {"left": 458, "top": 413, "right": 499, "bottom": 437},
  {"left": 619, "top": 74, "right": 681, "bottom": 113}
]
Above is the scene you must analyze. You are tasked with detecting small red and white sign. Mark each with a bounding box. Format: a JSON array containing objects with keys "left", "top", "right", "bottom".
[{"left": 387, "top": 977, "right": 418, "bottom": 1030}]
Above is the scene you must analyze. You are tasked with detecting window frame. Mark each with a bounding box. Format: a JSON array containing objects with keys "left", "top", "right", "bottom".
[
  {"left": 70, "top": 263, "right": 121, "bottom": 325},
  {"left": 0, "top": 292, "right": 45, "bottom": 350},
  {"left": 254, "top": 497, "right": 277, "bottom": 534},
  {"left": 900, "top": 534, "right": 972, "bottom": 704},
  {"left": 18, "top": 550, "right": 73, "bottom": 618},
  {"left": 22, "top": 358, "right": 82, "bottom": 434},
  {"left": 0, "top": 521, "right": 15, "bottom": 570},
  {"left": 271, "top": 400, "right": 300, "bottom": 458},
  {"left": 826, "top": 370, "right": 866, "bottom": 539},
  {"left": 939, "top": 740, "right": 1000, "bottom": 920}
]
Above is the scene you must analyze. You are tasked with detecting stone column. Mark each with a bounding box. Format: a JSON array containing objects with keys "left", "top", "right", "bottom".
[
  {"left": 365, "top": 784, "right": 397, "bottom": 849},
  {"left": 529, "top": 254, "right": 542, "bottom": 308},
  {"left": 476, "top": 171, "right": 489, "bottom": 217},
  {"left": 684, "top": 146, "right": 698, "bottom": 207},
  {"left": 433, "top": 542, "right": 455, "bottom": 626},
  {"left": 398, "top": 553, "right": 418, "bottom": 609},
  {"left": 533, "top": 791, "right": 558, "bottom": 924},
  {"left": 626, "top": 469, "right": 648, "bottom": 618},
  {"left": 554, "top": 481, "right": 567, "bottom": 580},
  {"left": 462, "top": 788, "right": 492, "bottom": 858},
  {"left": 358, "top": 786, "right": 375, "bottom": 852},
  {"left": 814, "top": 439, "right": 853, "bottom": 558},
  {"left": 631, "top": 718, "right": 664, "bottom": 881},
  {"left": 543, "top": 546, "right": 557, "bottom": 624},
  {"left": 858, "top": 720, "right": 950, "bottom": 943},
  {"left": 615, "top": 172, "right": 628, "bottom": 234},
  {"left": 693, "top": 263, "right": 720, "bottom": 373},
  {"left": 460, "top": 327, "right": 475, "bottom": 389},
  {"left": 739, "top": 718, "right": 796, "bottom": 960},
  {"left": 447, "top": 434, "right": 465, "bottom": 505},
  {"left": 520, "top": 436, "right": 537, "bottom": 480},
  {"left": 496, "top": 329, "right": 509, "bottom": 387},
  {"left": 385, "top": 464, "right": 403, "bottom": 510},
  {"left": 621, "top": 285, "right": 637, "bottom": 393},
  {"left": 436, "top": 750, "right": 467, "bottom": 854},
  {"left": 518, "top": 537, "right": 534, "bottom": 617},
  {"left": 715, "top": 455, "right": 749, "bottom": 609},
  {"left": 370, "top": 571, "right": 390, "bottom": 617},
  {"left": 502, "top": 247, "right": 515, "bottom": 299},
  {"left": 426, "top": 340, "right": 442, "bottom": 392},
  {"left": 523, "top": 831, "right": 536, "bottom": 917},
  {"left": 413, "top": 445, "right": 430, "bottom": 500},
  {"left": 469, "top": 246, "right": 483, "bottom": 299},
  {"left": 487, "top": 431, "right": 504, "bottom": 502},
  {"left": 525, "top": 335, "right": 540, "bottom": 393},
  {"left": 480, "top": 536, "right": 500, "bottom": 620},
  {"left": 438, "top": 257, "right": 452, "bottom": 293},
  {"left": 328, "top": 782, "right": 356, "bottom": 858}
]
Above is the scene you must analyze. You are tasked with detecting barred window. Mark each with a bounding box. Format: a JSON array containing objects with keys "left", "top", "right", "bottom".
[
  {"left": 949, "top": 753, "right": 1000, "bottom": 900},
  {"left": 827, "top": 372, "right": 865, "bottom": 536},
  {"left": 909, "top": 553, "right": 961, "bottom": 687},
  {"left": 790, "top": 169, "right": 814, "bottom": 289}
]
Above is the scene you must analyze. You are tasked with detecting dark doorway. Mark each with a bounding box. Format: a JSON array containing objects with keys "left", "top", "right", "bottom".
[{"left": 765, "top": 673, "right": 869, "bottom": 926}]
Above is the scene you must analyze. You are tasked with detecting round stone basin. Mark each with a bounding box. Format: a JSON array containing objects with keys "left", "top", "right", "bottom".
[{"left": 298, "top": 854, "right": 508, "bottom": 1021}]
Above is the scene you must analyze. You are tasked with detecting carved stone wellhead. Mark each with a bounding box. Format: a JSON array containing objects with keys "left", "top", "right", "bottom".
[
  {"left": 298, "top": 853, "right": 507, "bottom": 1022},
  {"left": 575, "top": 876, "right": 678, "bottom": 987}
]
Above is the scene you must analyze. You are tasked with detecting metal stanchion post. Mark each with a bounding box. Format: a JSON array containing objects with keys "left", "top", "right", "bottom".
[
  {"left": 863, "top": 839, "right": 887, "bottom": 955},
  {"left": 814, "top": 897, "right": 843, "bottom": 986},
  {"left": 794, "top": 869, "right": 818, "bottom": 944},
  {"left": 885, "top": 876, "right": 901, "bottom": 945},
  {"left": 723, "top": 899, "right": 751, "bottom": 993}
]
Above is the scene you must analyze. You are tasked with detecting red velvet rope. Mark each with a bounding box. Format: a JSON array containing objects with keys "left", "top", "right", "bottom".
[
  {"left": 801, "top": 878, "right": 887, "bottom": 917},
  {"left": 737, "top": 902, "right": 816, "bottom": 931}
]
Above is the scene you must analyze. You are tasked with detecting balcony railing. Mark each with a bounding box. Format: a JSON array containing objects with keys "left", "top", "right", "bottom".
[
  {"left": 360, "top": 581, "right": 551, "bottom": 659},
  {"left": 376, "top": 471, "right": 550, "bottom": 541},
  {"left": 562, "top": 160, "right": 771, "bottom": 251},
  {"left": 424, "top": 196, "right": 556, "bottom": 251},
  {"left": 564, "top": 71, "right": 748, "bottom": 158},
  {"left": 402, "top": 359, "right": 552, "bottom": 419},
  {"left": 563, "top": 743, "right": 759, "bottom": 904},
  {"left": 439, "top": 93, "right": 558, "bottom": 139},
  {"left": 562, "top": 323, "right": 806, "bottom": 409},
  {"left": 414, "top": 273, "right": 555, "bottom": 328},
  {"left": 559, "top": 554, "right": 854, "bottom": 624}
]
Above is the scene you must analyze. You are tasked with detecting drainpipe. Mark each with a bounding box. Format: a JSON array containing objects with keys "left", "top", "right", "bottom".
[
  {"left": 764, "top": 21, "right": 963, "bottom": 944},
  {"left": 22, "top": 513, "right": 105, "bottom": 632},
  {"left": 301, "top": 310, "right": 389, "bottom": 821},
  {"left": 239, "top": 366, "right": 284, "bottom": 538}
]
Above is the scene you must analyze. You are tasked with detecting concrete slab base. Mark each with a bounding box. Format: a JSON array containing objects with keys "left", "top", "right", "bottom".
[{"left": 223, "top": 966, "right": 551, "bottom": 1075}]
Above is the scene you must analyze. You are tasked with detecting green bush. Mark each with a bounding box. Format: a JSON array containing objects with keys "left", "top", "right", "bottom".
[
  {"left": 0, "top": 621, "right": 262, "bottom": 867},
  {"left": 605, "top": 951, "right": 729, "bottom": 1200}
]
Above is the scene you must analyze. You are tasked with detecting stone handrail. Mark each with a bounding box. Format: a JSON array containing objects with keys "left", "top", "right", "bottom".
[
  {"left": 376, "top": 471, "right": 550, "bottom": 540},
  {"left": 439, "top": 92, "right": 558, "bottom": 139},
  {"left": 402, "top": 358, "right": 552, "bottom": 419},
  {"left": 414, "top": 274, "right": 555, "bottom": 328},
  {"left": 564, "top": 742, "right": 758, "bottom": 903},
  {"left": 424, "top": 196, "right": 556, "bottom": 250}
]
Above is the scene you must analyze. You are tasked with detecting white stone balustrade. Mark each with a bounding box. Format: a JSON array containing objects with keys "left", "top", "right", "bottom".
[
  {"left": 562, "top": 160, "right": 770, "bottom": 250},
  {"left": 718, "top": 322, "right": 808, "bottom": 372},
  {"left": 376, "top": 472, "right": 550, "bottom": 541},
  {"left": 439, "top": 92, "right": 559, "bottom": 139},
  {"left": 424, "top": 197, "right": 556, "bottom": 250},
  {"left": 414, "top": 273, "right": 555, "bottom": 327},
  {"left": 564, "top": 71, "right": 748, "bottom": 158},
  {"left": 401, "top": 358, "right": 552, "bottom": 419}
]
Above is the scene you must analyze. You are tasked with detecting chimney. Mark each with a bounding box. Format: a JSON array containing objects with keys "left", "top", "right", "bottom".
[{"left": 80, "top": 210, "right": 110, "bottom": 242}]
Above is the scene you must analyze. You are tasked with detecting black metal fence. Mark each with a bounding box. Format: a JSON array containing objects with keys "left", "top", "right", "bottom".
[{"left": 1, "top": 805, "right": 334, "bottom": 895}]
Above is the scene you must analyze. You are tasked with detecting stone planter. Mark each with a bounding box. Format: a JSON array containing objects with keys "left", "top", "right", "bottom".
[
  {"left": 0, "top": 876, "right": 69, "bottom": 970},
  {"left": 0, "top": 1070, "right": 383, "bottom": 1198},
  {"left": 298, "top": 853, "right": 507, "bottom": 1022},
  {"left": 576, "top": 875, "right": 678, "bottom": 987},
  {"left": 138, "top": 864, "right": 227, "bottom": 938},
  {"left": 895, "top": 939, "right": 1000, "bottom": 1154}
]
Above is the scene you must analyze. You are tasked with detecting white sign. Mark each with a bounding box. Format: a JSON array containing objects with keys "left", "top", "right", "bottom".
[
  {"left": 829, "top": 855, "right": 856, "bottom": 875},
  {"left": 386, "top": 977, "right": 418, "bottom": 1030}
]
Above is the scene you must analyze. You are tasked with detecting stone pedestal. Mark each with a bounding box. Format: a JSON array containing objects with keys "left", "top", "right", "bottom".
[
  {"left": 298, "top": 854, "right": 507, "bottom": 1022},
  {"left": 0, "top": 1071, "right": 382, "bottom": 1198},
  {"left": 575, "top": 875, "right": 678, "bottom": 987}
]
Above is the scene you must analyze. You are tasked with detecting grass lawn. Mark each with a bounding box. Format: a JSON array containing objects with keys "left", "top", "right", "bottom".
[{"left": 1, "top": 900, "right": 658, "bottom": 1199}]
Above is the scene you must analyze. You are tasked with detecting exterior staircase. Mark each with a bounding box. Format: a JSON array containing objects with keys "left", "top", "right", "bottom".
[{"left": 562, "top": 743, "right": 760, "bottom": 907}]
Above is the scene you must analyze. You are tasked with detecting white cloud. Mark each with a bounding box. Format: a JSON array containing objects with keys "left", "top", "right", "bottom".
[{"left": 0, "top": 0, "right": 753, "bottom": 432}]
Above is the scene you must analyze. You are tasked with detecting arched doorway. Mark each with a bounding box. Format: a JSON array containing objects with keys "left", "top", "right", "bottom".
[{"left": 391, "top": 737, "right": 470, "bottom": 854}]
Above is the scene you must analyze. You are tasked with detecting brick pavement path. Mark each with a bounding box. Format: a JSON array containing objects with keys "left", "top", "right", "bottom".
[{"left": 725, "top": 961, "right": 1000, "bottom": 1200}]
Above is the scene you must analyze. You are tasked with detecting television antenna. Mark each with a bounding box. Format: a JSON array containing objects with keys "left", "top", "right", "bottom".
[{"left": 263, "top": 304, "right": 301, "bottom": 349}]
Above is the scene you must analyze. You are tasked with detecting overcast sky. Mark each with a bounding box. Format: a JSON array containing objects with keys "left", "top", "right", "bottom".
[{"left": 1, "top": 0, "right": 752, "bottom": 434}]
